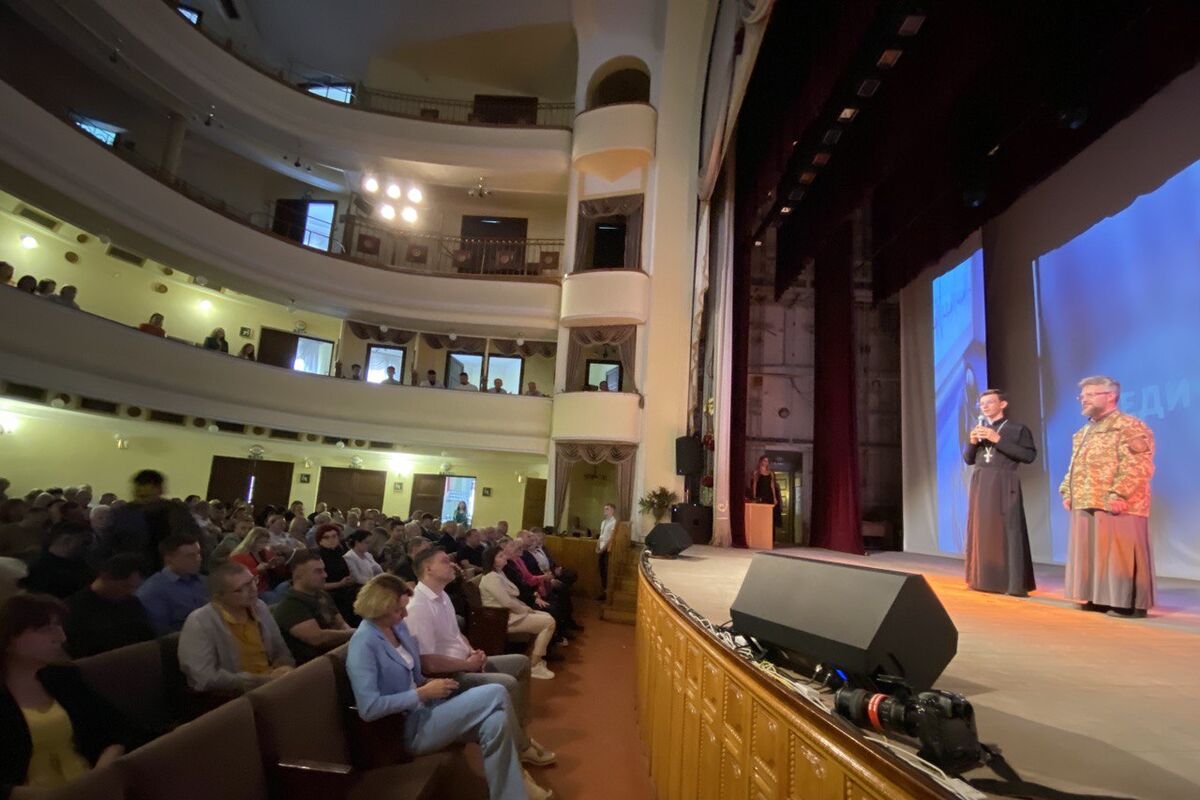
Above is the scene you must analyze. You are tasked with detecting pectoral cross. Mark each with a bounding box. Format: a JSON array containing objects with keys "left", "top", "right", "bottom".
[{"left": 983, "top": 449, "right": 993, "bottom": 464}]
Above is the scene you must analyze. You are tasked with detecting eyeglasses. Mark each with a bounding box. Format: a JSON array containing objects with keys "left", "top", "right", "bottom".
[{"left": 1077, "top": 391, "right": 1114, "bottom": 401}]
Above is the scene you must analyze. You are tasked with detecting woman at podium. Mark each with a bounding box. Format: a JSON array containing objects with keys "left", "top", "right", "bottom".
[{"left": 747, "top": 455, "right": 782, "bottom": 530}]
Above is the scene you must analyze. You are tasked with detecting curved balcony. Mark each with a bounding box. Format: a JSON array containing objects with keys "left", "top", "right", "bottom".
[
  {"left": 0, "top": 82, "right": 561, "bottom": 338},
  {"left": 572, "top": 103, "right": 657, "bottom": 180},
  {"left": 560, "top": 269, "right": 651, "bottom": 326},
  {"left": 27, "top": 0, "right": 572, "bottom": 190},
  {"left": 0, "top": 289, "right": 551, "bottom": 454},
  {"left": 551, "top": 391, "right": 641, "bottom": 443}
]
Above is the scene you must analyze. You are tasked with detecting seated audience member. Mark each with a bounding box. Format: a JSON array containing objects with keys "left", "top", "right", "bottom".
[
  {"left": 0, "top": 261, "right": 13, "bottom": 286},
  {"left": 15, "top": 275, "right": 37, "bottom": 293},
  {"left": 364, "top": 526, "right": 390, "bottom": 561},
  {"left": 263, "top": 514, "right": 297, "bottom": 557},
  {"left": 527, "top": 530, "right": 579, "bottom": 595},
  {"left": 177, "top": 562, "right": 294, "bottom": 693},
  {"left": 137, "top": 313, "right": 166, "bottom": 337},
  {"left": 238, "top": 343, "right": 256, "bottom": 360},
  {"left": 452, "top": 372, "right": 477, "bottom": 391},
  {"left": 136, "top": 533, "right": 207, "bottom": 635},
  {"left": 229, "top": 527, "right": 284, "bottom": 597},
  {"left": 392, "top": 537, "right": 431, "bottom": 585},
  {"left": 346, "top": 574, "right": 552, "bottom": 800},
  {"left": 65, "top": 554, "right": 155, "bottom": 658},
  {"left": 208, "top": 518, "right": 251, "bottom": 571},
  {"left": 343, "top": 530, "right": 384, "bottom": 585},
  {"left": 0, "top": 557, "right": 29, "bottom": 605},
  {"left": 404, "top": 549, "right": 556, "bottom": 767},
  {"left": 491, "top": 378, "right": 508, "bottom": 394},
  {"left": 598, "top": 382, "right": 610, "bottom": 392},
  {"left": 52, "top": 285, "right": 80, "bottom": 310},
  {"left": 0, "top": 594, "right": 145, "bottom": 793},
  {"left": 104, "top": 469, "right": 201, "bottom": 572},
  {"left": 496, "top": 520, "right": 511, "bottom": 540},
  {"left": 23, "top": 523, "right": 93, "bottom": 599},
  {"left": 306, "top": 501, "right": 327, "bottom": 524},
  {"left": 503, "top": 538, "right": 574, "bottom": 642},
  {"left": 0, "top": 504, "right": 48, "bottom": 562},
  {"left": 98, "top": 492, "right": 118, "bottom": 507},
  {"left": 420, "top": 369, "right": 439, "bottom": 387},
  {"left": 304, "top": 512, "right": 332, "bottom": 547},
  {"left": 456, "top": 529, "right": 485, "bottom": 571},
  {"left": 349, "top": 363, "right": 363, "bottom": 381},
  {"left": 286, "top": 515, "right": 310, "bottom": 547},
  {"left": 525, "top": 382, "right": 544, "bottom": 397},
  {"left": 480, "top": 547, "right": 557, "bottom": 679},
  {"left": 436, "top": 522, "right": 459, "bottom": 553},
  {"left": 382, "top": 366, "right": 402, "bottom": 385},
  {"left": 284, "top": 500, "right": 305, "bottom": 523},
  {"left": 35, "top": 279, "right": 57, "bottom": 298},
  {"left": 202, "top": 327, "right": 228, "bottom": 353},
  {"left": 271, "top": 551, "right": 353, "bottom": 665},
  {"left": 315, "top": 523, "right": 359, "bottom": 622},
  {"left": 88, "top": 505, "right": 113, "bottom": 541}
]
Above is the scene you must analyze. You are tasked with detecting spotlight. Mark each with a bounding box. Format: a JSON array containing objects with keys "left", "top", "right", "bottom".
[
  {"left": 19, "top": 235, "right": 37, "bottom": 249},
  {"left": 407, "top": 186, "right": 423, "bottom": 203},
  {"left": 380, "top": 204, "right": 396, "bottom": 221},
  {"left": 386, "top": 184, "right": 401, "bottom": 199},
  {"left": 204, "top": 113, "right": 213, "bottom": 127},
  {"left": 362, "top": 176, "right": 379, "bottom": 193},
  {"left": 401, "top": 206, "right": 418, "bottom": 223}
]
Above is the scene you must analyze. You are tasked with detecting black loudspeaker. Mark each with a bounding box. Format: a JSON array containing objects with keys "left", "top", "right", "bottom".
[
  {"left": 730, "top": 554, "right": 957, "bottom": 690},
  {"left": 675, "top": 435, "right": 704, "bottom": 476},
  {"left": 645, "top": 522, "right": 693, "bottom": 557},
  {"left": 671, "top": 503, "right": 712, "bottom": 545}
]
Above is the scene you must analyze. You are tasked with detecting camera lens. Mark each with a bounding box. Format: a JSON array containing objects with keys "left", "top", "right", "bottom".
[{"left": 834, "top": 687, "right": 913, "bottom": 736}]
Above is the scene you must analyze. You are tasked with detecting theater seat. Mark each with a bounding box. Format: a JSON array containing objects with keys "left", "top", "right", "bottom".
[
  {"left": 39, "top": 762, "right": 127, "bottom": 800},
  {"left": 74, "top": 636, "right": 181, "bottom": 736}
]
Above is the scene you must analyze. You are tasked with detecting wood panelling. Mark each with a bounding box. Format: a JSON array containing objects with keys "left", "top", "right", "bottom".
[{"left": 635, "top": 569, "right": 951, "bottom": 800}]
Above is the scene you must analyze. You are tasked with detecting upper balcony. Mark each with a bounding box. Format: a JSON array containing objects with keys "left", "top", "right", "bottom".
[
  {"left": 0, "top": 287, "right": 552, "bottom": 455},
  {"left": 12, "top": 0, "right": 574, "bottom": 190},
  {"left": 0, "top": 81, "right": 563, "bottom": 338}
]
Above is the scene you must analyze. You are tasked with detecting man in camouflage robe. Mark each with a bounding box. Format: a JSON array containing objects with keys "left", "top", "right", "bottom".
[{"left": 1060, "top": 376, "right": 1156, "bottom": 617}]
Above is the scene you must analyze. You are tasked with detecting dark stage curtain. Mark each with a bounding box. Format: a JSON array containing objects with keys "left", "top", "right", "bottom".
[{"left": 809, "top": 224, "right": 863, "bottom": 554}]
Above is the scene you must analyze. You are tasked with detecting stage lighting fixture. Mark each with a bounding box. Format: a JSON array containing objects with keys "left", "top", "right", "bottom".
[
  {"left": 362, "top": 176, "right": 379, "bottom": 193},
  {"left": 401, "top": 206, "right": 418, "bottom": 223},
  {"left": 380, "top": 204, "right": 396, "bottom": 220},
  {"left": 407, "top": 186, "right": 423, "bottom": 203},
  {"left": 386, "top": 183, "right": 401, "bottom": 199}
]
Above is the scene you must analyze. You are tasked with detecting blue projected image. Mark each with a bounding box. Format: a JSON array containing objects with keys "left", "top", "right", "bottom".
[
  {"left": 1035, "top": 158, "right": 1200, "bottom": 579},
  {"left": 932, "top": 250, "right": 987, "bottom": 554}
]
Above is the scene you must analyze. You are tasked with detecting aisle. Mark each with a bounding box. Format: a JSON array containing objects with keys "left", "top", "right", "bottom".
[{"left": 524, "top": 600, "right": 654, "bottom": 800}]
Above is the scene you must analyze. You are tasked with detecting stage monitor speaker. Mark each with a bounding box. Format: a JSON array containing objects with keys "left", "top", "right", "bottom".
[
  {"left": 646, "top": 522, "right": 692, "bottom": 557},
  {"left": 671, "top": 503, "right": 712, "bottom": 545},
  {"left": 730, "top": 554, "right": 957, "bottom": 690},
  {"left": 675, "top": 435, "right": 704, "bottom": 476}
]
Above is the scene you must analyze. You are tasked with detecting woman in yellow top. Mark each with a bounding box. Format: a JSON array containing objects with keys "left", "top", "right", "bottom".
[{"left": 1, "top": 593, "right": 143, "bottom": 798}]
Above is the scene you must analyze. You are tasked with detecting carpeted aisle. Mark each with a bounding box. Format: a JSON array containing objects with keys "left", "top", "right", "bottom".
[{"left": 524, "top": 600, "right": 655, "bottom": 800}]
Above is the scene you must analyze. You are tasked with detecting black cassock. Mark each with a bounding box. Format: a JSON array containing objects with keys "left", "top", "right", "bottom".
[{"left": 962, "top": 418, "right": 1037, "bottom": 595}]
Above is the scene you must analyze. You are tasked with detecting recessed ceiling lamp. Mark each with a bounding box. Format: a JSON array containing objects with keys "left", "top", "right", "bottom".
[
  {"left": 379, "top": 204, "right": 396, "bottom": 221},
  {"left": 877, "top": 49, "right": 903, "bottom": 69},
  {"left": 401, "top": 206, "right": 418, "bottom": 223},
  {"left": 857, "top": 78, "right": 881, "bottom": 98},
  {"left": 754, "top": 240, "right": 763, "bottom": 247},
  {"left": 812, "top": 152, "right": 831, "bottom": 166},
  {"left": 407, "top": 186, "right": 423, "bottom": 203},
  {"left": 362, "top": 176, "right": 379, "bottom": 193},
  {"left": 837, "top": 107, "right": 859, "bottom": 122},
  {"left": 822, "top": 128, "right": 843, "bottom": 145},
  {"left": 898, "top": 14, "right": 925, "bottom": 36},
  {"left": 19, "top": 235, "right": 37, "bottom": 249},
  {"left": 798, "top": 171, "right": 817, "bottom": 185},
  {"left": 386, "top": 183, "right": 402, "bottom": 199},
  {"left": 780, "top": 206, "right": 793, "bottom": 215}
]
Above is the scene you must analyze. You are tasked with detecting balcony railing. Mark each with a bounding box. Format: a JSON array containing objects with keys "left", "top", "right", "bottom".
[{"left": 164, "top": 2, "right": 574, "bottom": 129}]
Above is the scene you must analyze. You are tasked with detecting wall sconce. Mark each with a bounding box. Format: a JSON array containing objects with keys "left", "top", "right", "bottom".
[
  {"left": 349, "top": 455, "right": 364, "bottom": 469},
  {"left": 248, "top": 445, "right": 265, "bottom": 460}
]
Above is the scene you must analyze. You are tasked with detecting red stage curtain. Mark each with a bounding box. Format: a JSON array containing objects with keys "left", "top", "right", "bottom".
[{"left": 810, "top": 223, "right": 863, "bottom": 554}]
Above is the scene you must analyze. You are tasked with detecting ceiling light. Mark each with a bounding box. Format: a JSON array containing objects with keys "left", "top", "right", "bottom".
[
  {"left": 754, "top": 240, "right": 763, "bottom": 247},
  {"left": 407, "top": 187, "right": 423, "bottom": 203},
  {"left": 379, "top": 204, "right": 396, "bottom": 221},
  {"left": 198, "top": 299, "right": 213, "bottom": 312},
  {"left": 857, "top": 79, "right": 881, "bottom": 98},
  {"left": 898, "top": 14, "right": 925, "bottom": 36},
  {"left": 799, "top": 171, "right": 817, "bottom": 185},
  {"left": 515, "top": 338, "right": 525, "bottom": 346},
  {"left": 386, "top": 184, "right": 401, "bottom": 199},
  {"left": 780, "top": 206, "right": 792, "bottom": 215},
  {"left": 19, "top": 235, "right": 37, "bottom": 249},
  {"left": 401, "top": 206, "right": 418, "bottom": 223},
  {"left": 877, "top": 49, "right": 903, "bottom": 69},
  {"left": 787, "top": 188, "right": 806, "bottom": 203},
  {"left": 822, "top": 128, "right": 843, "bottom": 145},
  {"left": 812, "top": 152, "right": 831, "bottom": 166},
  {"left": 837, "top": 107, "right": 859, "bottom": 122},
  {"left": 362, "top": 176, "right": 379, "bottom": 193}
]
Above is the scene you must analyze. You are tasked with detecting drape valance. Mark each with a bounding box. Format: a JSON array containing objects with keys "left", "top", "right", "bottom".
[
  {"left": 563, "top": 326, "right": 638, "bottom": 393},
  {"left": 490, "top": 339, "right": 557, "bottom": 358},
  {"left": 420, "top": 333, "right": 487, "bottom": 354},
  {"left": 345, "top": 322, "right": 417, "bottom": 345},
  {"left": 575, "top": 193, "right": 644, "bottom": 271}
]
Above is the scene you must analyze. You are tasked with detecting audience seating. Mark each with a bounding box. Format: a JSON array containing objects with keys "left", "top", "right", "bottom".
[
  {"left": 74, "top": 635, "right": 186, "bottom": 736},
  {"left": 461, "top": 576, "right": 511, "bottom": 656}
]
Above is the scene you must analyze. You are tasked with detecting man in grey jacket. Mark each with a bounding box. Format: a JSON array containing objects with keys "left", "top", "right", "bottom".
[{"left": 178, "top": 561, "right": 294, "bottom": 692}]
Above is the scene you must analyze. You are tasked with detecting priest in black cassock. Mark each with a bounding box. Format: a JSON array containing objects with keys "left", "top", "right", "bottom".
[{"left": 963, "top": 389, "right": 1037, "bottom": 596}]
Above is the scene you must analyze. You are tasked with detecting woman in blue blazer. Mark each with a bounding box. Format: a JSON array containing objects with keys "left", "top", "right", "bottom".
[{"left": 345, "top": 574, "right": 551, "bottom": 800}]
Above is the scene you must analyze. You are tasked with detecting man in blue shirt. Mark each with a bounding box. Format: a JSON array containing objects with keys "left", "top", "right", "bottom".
[{"left": 136, "top": 533, "right": 208, "bottom": 635}]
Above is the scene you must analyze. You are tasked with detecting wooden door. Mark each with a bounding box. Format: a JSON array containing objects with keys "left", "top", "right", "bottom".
[
  {"left": 409, "top": 473, "right": 445, "bottom": 519},
  {"left": 257, "top": 328, "right": 299, "bottom": 369},
  {"left": 317, "top": 467, "right": 387, "bottom": 512},
  {"left": 521, "top": 477, "right": 547, "bottom": 530},
  {"left": 206, "top": 456, "right": 294, "bottom": 508}
]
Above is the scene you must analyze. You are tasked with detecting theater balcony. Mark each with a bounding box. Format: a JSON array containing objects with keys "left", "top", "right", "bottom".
[
  {"left": 551, "top": 391, "right": 642, "bottom": 444},
  {"left": 14, "top": 0, "right": 573, "bottom": 189},
  {"left": 571, "top": 103, "right": 657, "bottom": 180},
  {"left": 0, "top": 288, "right": 552, "bottom": 455},
  {"left": 0, "top": 82, "right": 562, "bottom": 338},
  {"left": 560, "top": 269, "right": 651, "bottom": 327}
]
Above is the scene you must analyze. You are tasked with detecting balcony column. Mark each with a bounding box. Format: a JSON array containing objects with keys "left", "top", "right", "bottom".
[{"left": 160, "top": 112, "right": 187, "bottom": 180}]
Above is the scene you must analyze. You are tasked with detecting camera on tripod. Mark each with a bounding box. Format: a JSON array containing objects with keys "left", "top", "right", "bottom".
[{"left": 834, "top": 675, "right": 983, "bottom": 773}]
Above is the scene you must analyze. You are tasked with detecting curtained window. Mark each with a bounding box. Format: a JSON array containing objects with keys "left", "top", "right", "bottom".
[
  {"left": 563, "top": 326, "right": 637, "bottom": 393},
  {"left": 554, "top": 443, "right": 637, "bottom": 527},
  {"left": 575, "top": 194, "right": 643, "bottom": 271}
]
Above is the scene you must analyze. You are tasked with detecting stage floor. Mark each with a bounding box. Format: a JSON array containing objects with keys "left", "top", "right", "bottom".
[{"left": 650, "top": 546, "right": 1200, "bottom": 800}]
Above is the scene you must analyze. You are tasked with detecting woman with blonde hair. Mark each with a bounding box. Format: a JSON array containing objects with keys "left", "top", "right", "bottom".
[
  {"left": 479, "top": 546, "right": 557, "bottom": 680},
  {"left": 346, "top": 574, "right": 551, "bottom": 800},
  {"left": 229, "top": 527, "right": 282, "bottom": 596}
]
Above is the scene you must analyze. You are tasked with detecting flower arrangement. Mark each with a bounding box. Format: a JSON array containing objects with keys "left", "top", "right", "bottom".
[{"left": 638, "top": 486, "right": 679, "bottom": 522}]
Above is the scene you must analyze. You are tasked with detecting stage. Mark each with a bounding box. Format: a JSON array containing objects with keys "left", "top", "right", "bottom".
[{"left": 649, "top": 545, "right": 1200, "bottom": 800}]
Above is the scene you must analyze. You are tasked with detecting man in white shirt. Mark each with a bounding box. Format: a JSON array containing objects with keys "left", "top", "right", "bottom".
[
  {"left": 405, "top": 548, "right": 556, "bottom": 766},
  {"left": 381, "top": 366, "right": 402, "bottom": 385},
  {"left": 452, "top": 371, "right": 478, "bottom": 391},
  {"left": 597, "top": 502, "right": 616, "bottom": 601},
  {"left": 418, "top": 369, "right": 439, "bottom": 387}
]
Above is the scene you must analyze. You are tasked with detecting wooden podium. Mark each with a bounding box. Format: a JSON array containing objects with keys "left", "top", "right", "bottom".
[{"left": 743, "top": 503, "right": 775, "bottom": 550}]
